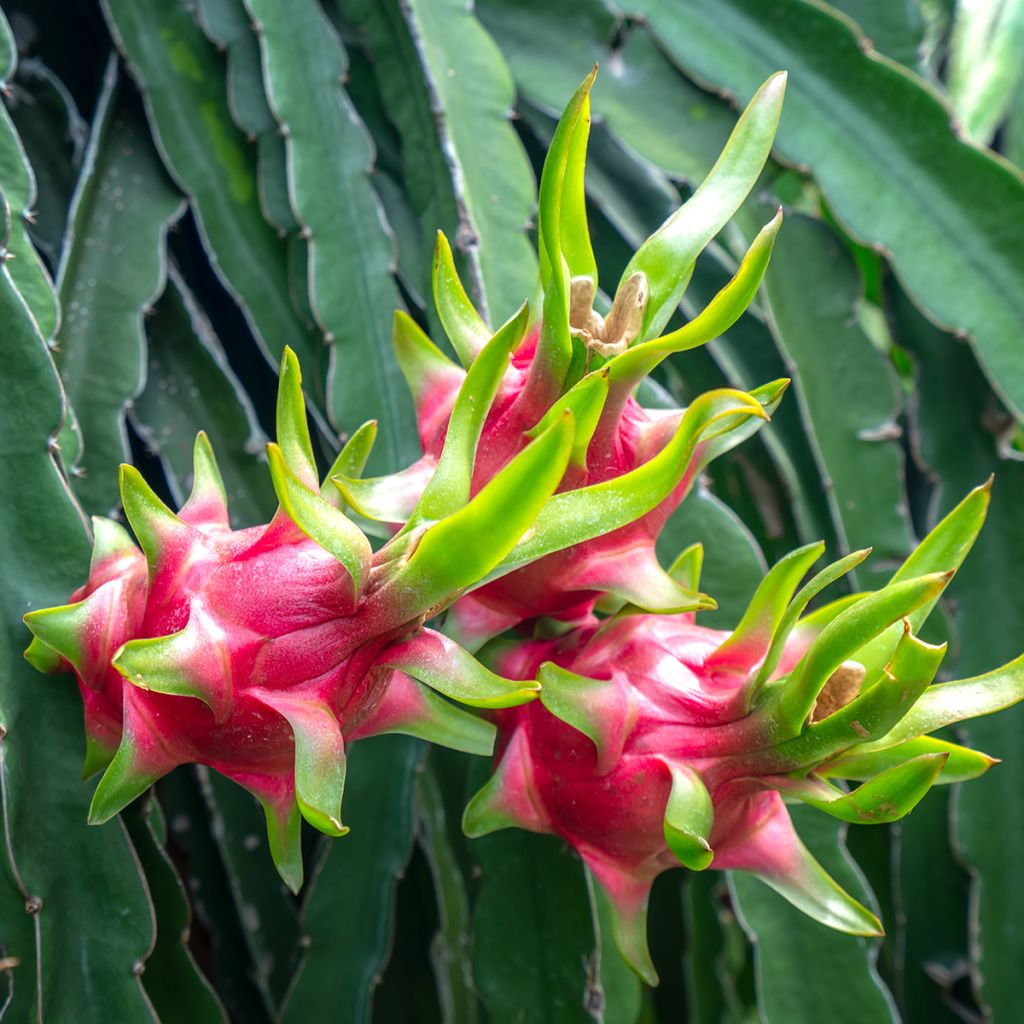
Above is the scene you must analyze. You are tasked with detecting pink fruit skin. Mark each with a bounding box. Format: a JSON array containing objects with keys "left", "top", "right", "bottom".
[
  {"left": 408, "top": 328, "right": 699, "bottom": 627},
  {"left": 484, "top": 612, "right": 815, "bottom": 910},
  {"left": 57, "top": 504, "right": 434, "bottom": 799}
]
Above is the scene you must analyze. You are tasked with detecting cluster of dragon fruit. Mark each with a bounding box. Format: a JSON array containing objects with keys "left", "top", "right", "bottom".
[{"left": 24, "top": 71, "right": 1024, "bottom": 981}]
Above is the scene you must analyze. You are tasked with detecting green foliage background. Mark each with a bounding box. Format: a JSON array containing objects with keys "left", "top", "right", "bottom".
[{"left": 1, "top": 0, "right": 1023, "bottom": 1020}]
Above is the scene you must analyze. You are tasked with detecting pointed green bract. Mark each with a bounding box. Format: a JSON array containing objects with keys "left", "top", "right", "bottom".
[
  {"left": 711, "top": 541, "right": 824, "bottom": 671},
  {"left": 497, "top": 388, "right": 769, "bottom": 574},
  {"left": 334, "top": 458, "right": 435, "bottom": 525},
  {"left": 462, "top": 731, "right": 544, "bottom": 838},
  {"left": 392, "top": 308, "right": 462, "bottom": 410},
  {"left": 89, "top": 735, "right": 167, "bottom": 825},
  {"left": 268, "top": 443, "right": 372, "bottom": 595},
  {"left": 322, "top": 420, "right": 378, "bottom": 506},
  {"left": 433, "top": 231, "right": 491, "bottom": 367},
  {"left": 534, "top": 68, "right": 597, "bottom": 390},
  {"left": 660, "top": 759, "right": 714, "bottom": 870},
  {"left": 584, "top": 546, "right": 717, "bottom": 614},
  {"left": 357, "top": 676, "right": 497, "bottom": 756},
  {"left": 525, "top": 368, "right": 609, "bottom": 469},
  {"left": 589, "top": 871, "right": 658, "bottom": 987},
  {"left": 119, "top": 463, "right": 191, "bottom": 572},
  {"left": 779, "top": 630, "right": 947, "bottom": 768},
  {"left": 395, "top": 411, "right": 576, "bottom": 613},
  {"left": 891, "top": 479, "right": 991, "bottom": 617},
  {"left": 275, "top": 346, "right": 318, "bottom": 489},
  {"left": 667, "top": 543, "right": 703, "bottom": 594},
  {"left": 855, "top": 480, "right": 993, "bottom": 681},
  {"left": 851, "top": 651, "right": 1024, "bottom": 754},
  {"left": 252, "top": 690, "right": 348, "bottom": 837},
  {"left": 379, "top": 629, "right": 540, "bottom": 709},
  {"left": 23, "top": 634, "right": 63, "bottom": 674},
  {"left": 23, "top": 600, "right": 90, "bottom": 673},
  {"left": 621, "top": 72, "right": 786, "bottom": 341},
  {"left": 821, "top": 736, "right": 995, "bottom": 786},
  {"left": 752, "top": 834, "right": 883, "bottom": 937},
  {"left": 82, "top": 732, "right": 117, "bottom": 781},
  {"left": 89, "top": 515, "right": 139, "bottom": 572},
  {"left": 112, "top": 611, "right": 232, "bottom": 723},
  {"left": 608, "top": 209, "right": 783, "bottom": 389},
  {"left": 538, "top": 664, "right": 634, "bottom": 775},
  {"left": 557, "top": 72, "right": 597, "bottom": 287},
  {"left": 259, "top": 794, "right": 304, "bottom": 895},
  {"left": 180, "top": 431, "right": 229, "bottom": 528},
  {"left": 772, "top": 753, "right": 948, "bottom": 824},
  {"left": 774, "top": 573, "right": 954, "bottom": 739},
  {"left": 411, "top": 302, "right": 529, "bottom": 524},
  {"left": 751, "top": 549, "right": 871, "bottom": 697}
]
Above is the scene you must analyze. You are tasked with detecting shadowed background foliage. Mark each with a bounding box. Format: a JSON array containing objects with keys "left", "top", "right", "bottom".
[{"left": 1, "top": 0, "right": 1023, "bottom": 1020}]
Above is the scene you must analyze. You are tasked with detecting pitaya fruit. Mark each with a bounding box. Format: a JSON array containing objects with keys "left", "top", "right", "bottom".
[
  {"left": 463, "top": 481, "right": 1024, "bottom": 982},
  {"left": 335, "top": 70, "right": 790, "bottom": 649},
  {"left": 23, "top": 344, "right": 660, "bottom": 890}
]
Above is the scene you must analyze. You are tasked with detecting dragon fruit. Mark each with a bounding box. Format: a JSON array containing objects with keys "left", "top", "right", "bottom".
[
  {"left": 23, "top": 346, "right": 640, "bottom": 890},
  {"left": 336, "top": 70, "right": 790, "bottom": 649},
  {"left": 464, "top": 481, "right": 1024, "bottom": 982}
]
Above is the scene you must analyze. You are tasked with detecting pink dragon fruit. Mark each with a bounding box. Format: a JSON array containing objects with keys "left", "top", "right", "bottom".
[
  {"left": 336, "top": 70, "right": 790, "bottom": 649},
  {"left": 464, "top": 481, "right": 1024, "bottom": 982},
  {"left": 22, "top": 348, "right": 620, "bottom": 890}
]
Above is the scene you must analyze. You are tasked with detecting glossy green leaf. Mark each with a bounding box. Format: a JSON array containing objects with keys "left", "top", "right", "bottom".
[
  {"left": 826, "top": 0, "right": 925, "bottom": 66},
  {"left": 756, "top": 214, "right": 915, "bottom": 591},
  {"left": 197, "top": 770, "right": 300, "bottom": 1014},
  {"left": 195, "top": 0, "right": 298, "bottom": 234},
  {"left": 658, "top": 484, "right": 767, "bottom": 630},
  {"left": 897, "top": 287, "right": 1024, "bottom": 1021},
  {"left": 0, "top": 201, "right": 156, "bottom": 1020},
  {"left": 416, "top": 759, "right": 479, "bottom": 1024},
  {"left": 947, "top": 0, "right": 1024, "bottom": 144},
  {"left": 5, "top": 56, "right": 86, "bottom": 262}
]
